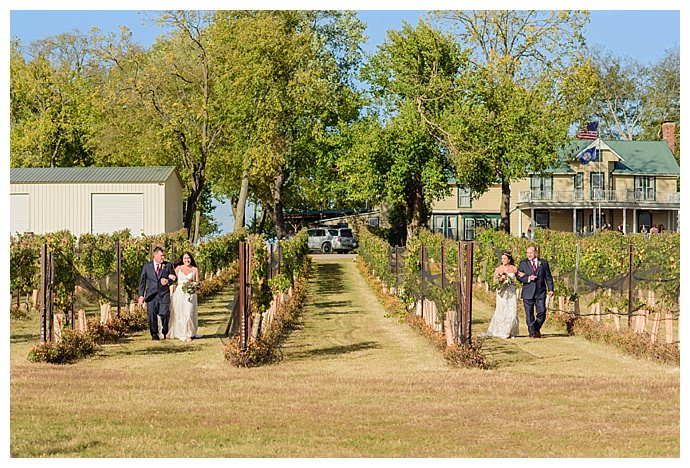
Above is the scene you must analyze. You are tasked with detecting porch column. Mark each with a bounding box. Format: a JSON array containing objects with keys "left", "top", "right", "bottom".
[
  {"left": 573, "top": 208, "right": 577, "bottom": 233},
  {"left": 633, "top": 208, "right": 638, "bottom": 233},
  {"left": 518, "top": 209, "right": 523, "bottom": 236},
  {"left": 530, "top": 208, "right": 534, "bottom": 231},
  {"left": 623, "top": 208, "right": 627, "bottom": 234}
]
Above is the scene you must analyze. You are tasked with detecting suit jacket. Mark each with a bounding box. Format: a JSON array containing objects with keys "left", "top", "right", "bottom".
[
  {"left": 138, "top": 260, "right": 175, "bottom": 304},
  {"left": 516, "top": 257, "right": 554, "bottom": 300}
]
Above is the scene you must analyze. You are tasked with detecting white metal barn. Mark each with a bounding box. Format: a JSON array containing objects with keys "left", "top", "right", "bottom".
[{"left": 9, "top": 166, "right": 184, "bottom": 237}]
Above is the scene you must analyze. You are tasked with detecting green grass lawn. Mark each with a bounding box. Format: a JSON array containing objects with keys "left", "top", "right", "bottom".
[{"left": 10, "top": 256, "right": 679, "bottom": 457}]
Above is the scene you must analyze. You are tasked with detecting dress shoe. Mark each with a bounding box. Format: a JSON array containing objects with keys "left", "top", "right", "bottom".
[
  {"left": 535, "top": 330, "right": 542, "bottom": 338},
  {"left": 151, "top": 337, "right": 160, "bottom": 341}
]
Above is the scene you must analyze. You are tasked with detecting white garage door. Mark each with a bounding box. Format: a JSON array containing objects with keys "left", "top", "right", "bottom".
[
  {"left": 10, "top": 193, "right": 30, "bottom": 234},
  {"left": 91, "top": 193, "right": 144, "bottom": 235}
]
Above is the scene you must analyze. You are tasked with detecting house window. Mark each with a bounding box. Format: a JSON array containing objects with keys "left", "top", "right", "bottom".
[
  {"left": 530, "top": 175, "right": 552, "bottom": 200},
  {"left": 433, "top": 215, "right": 458, "bottom": 240},
  {"left": 574, "top": 173, "right": 584, "bottom": 201},
  {"left": 457, "top": 187, "right": 471, "bottom": 208},
  {"left": 634, "top": 176, "right": 656, "bottom": 201},
  {"left": 462, "top": 214, "right": 500, "bottom": 241},
  {"left": 534, "top": 210, "right": 550, "bottom": 229},
  {"left": 590, "top": 172, "right": 605, "bottom": 201}
]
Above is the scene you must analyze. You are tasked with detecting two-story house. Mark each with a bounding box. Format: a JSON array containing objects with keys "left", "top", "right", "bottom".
[{"left": 430, "top": 123, "right": 680, "bottom": 240}]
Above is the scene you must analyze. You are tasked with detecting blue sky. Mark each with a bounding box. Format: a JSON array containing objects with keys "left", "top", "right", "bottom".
[
  {"left": 10, "top": 9, "right": 680, "bottom": 64},
  {"left": 6, "top": 6, "right": 682, "bottom": 235}
]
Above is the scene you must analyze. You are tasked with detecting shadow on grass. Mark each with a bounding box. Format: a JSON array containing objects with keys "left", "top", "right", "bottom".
[
  {"left": 108, "top": 345, "right": 202, "bottom": 357},
  {"left": 11, "top": 333, "right": 40, "bottom": 344},
  {"left": 312, "top": 262, "right": 345, "bottom": 296},
  {"left": 312, "top": 300, "right": 354, "bottom": 310},
  {"left": 289, "top": 340, "right": 381, "bottom": 359}
]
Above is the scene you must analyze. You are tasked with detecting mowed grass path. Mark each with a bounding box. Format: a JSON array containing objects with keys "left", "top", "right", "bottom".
[{"left": 10, "top": 255, "right": 679, "bottom": 457}]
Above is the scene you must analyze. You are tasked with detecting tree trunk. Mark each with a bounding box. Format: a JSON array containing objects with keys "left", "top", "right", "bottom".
[
  {"left": 193, "top": 209, "right": 201, "bottom": 244},
  {"left": 269, "top": 168, "right": 288, "bottom": 239},
  {"left": 501, "top": 178, "right": 511, "bottom": 233},
  {"left": 234, "top": 168, "right": 250, "bottom": 231},
  {"left": 406, "top": 184, "right": 425, "bottom": 241},
  {"left": 183, "top": 188, "right": 202, "bottom": 237},
  {"left": 258, "top": 208, "right": 268, "bottom": 235}
]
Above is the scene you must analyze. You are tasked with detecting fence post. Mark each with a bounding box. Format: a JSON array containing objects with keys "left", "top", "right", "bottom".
[
  {"left": 628, "top": 239, "right": 634, "bottom": 328},
  {"left": 239, "top": 241, "right": 248, "bottom": 353},
  {"left": 40, "top": 243, "right": 47, "bottom": 344},
  {"left": 573, "top": 244, "right": 580, "bottom": 316},
  {"left": 420, "top": 243, "right": 425, "bottom": 319},
  {"left": 457, "top": 242, "right": 465, "bottom": 344},
  {"left": 48, "top": 251, "right": 55, "bottom": 343},
  {"left": 116, "top": 240, "right": 122, "bottom": 319},
  {"left": 395, "top": 246, "right": 399, "bottom": 292},
  {"left": 440, "top": 239, "right": 446, "bottom": 290},
  {"left": 464, "top": 242, "right": 474, "bottom": 344}
]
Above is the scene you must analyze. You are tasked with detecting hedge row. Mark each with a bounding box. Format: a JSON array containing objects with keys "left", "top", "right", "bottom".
[
  {"left": 10, "top": 228, "right": 247, "bottom": 313},
  {"left": 224, "top": 230, "right": 310, "bottom": 367}
]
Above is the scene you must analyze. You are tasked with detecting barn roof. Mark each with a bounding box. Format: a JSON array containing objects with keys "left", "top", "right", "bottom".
[{"left": 10, "top": 166, "right": 181, "bottom": 184}]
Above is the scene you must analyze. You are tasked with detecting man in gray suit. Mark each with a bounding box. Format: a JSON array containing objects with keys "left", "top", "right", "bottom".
[
  {"left": 516, "top": 245, "right": 554, "bottom": 338},
  {"left": 138, "top": 246, "right": 176, "bottom": 340}
]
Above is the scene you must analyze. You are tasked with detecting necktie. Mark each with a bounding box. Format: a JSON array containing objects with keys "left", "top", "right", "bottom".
[
  {"left": 531, "top": 260, "right": 537, "bottom": 271},
  {"left": 155, "top": 263, "right": 160, "bottom": 275}
]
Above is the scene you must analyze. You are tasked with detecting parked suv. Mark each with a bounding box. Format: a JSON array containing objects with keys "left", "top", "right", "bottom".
[
  {"left": 331, "top": 227, "right": 357, "bottom": 253},
  {"left": 307, "top": 228, "right": 335, "bottom": 253},
  {"left": 307, "top": 226, "right": 358, "bottom": 254}
]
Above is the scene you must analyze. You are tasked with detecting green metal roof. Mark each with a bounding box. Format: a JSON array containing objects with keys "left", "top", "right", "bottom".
[
  {"left": 10, "top": 166, "right": 180, "bottom": 184},
  {"left": 605, "top": 140, "right": 680, "bottom": 175}
]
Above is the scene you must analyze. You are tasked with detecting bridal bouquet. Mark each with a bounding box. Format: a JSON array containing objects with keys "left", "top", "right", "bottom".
[
  {"left": 181, "top": 281, "right": 198, "bottom": 301},
  {"left": 494, "top": 272, "right": 514, "bottom": 291}
]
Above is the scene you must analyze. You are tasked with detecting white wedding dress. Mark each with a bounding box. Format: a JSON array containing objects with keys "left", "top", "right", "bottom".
[
  {"left": 168, "top": 270, "right": 199, "bottom": 341},
  {"left": 483, "top": 273, "right": 519, "bottom": 339}
]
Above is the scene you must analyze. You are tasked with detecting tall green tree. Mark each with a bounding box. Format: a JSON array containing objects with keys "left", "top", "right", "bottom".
[
  {"left": 209, "top": 10, "right": 365, "bottom": 238},
  {"left": 430, "top": 10, "right": 597, "bottom": 233},
  {"left": 91, "top": 11, "right": 223, "bottom": 240},
  {"left": 354, "top": 21, "right": 465, "bottom": 239},
  {"left": 10, "top": 33, "right": 97, "bottom": 168}
]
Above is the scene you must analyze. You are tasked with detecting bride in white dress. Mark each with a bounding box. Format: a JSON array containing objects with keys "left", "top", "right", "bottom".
[
  {"left": 482, "top": 251, "right": 519, "bottom": 339},
  {"left": 167, "top": 251, "right": 200, "bottom": 342}
]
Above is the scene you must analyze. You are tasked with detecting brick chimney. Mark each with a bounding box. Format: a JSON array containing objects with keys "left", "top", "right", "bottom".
[{"left": 661, "top": 121, "right": 676, "bottom": 154}]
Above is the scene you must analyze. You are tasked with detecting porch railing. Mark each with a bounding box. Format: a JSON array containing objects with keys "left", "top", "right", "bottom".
[{"left": 519, "top": 190, "right": 679, "bottom": 204}]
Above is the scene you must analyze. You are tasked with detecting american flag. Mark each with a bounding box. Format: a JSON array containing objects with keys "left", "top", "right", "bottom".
[{"left": 576, "top": 122, "right": 598, "bottom": 140}]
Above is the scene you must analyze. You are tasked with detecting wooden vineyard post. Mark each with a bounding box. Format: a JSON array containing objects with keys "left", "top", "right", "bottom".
[
  {"left": 40, "top": 243, "right": 47, "bottom": 344},
  {"left": 612, "top": 307, "right": 620, "bottom": 331},
  {"left": 48, "top": 250, "right": 55, "bottom": 343},
  {"left": 651, "top": 310, "right": 662, "bottom": 343},
  {"left": 420, "top": 243, "right": 425, "bottom": 320},
  {"left": 665, "top": 311, "right": 674, "bottom": 344},
  {"left": 627, "top": 240, "right": 634, "bottom": 328},
  {"left": 116, "top": 240, "right": 122, "bottom": 319},
  {"left": 459, "top": 242, "right": 474, "bottom": 344},
  {"left": 239, "top": 241, "right": 251, "bottom": 353}
]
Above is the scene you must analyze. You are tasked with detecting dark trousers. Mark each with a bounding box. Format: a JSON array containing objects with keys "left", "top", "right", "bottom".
[
  {"left": 146, "top": 297, "right": 170, "bottom": 339},
  {"left": 523, "top": 297, "right": 546, "bottom": 336}
]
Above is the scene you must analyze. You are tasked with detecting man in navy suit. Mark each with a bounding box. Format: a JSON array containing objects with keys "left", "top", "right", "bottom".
[
  {"left": 138, "top": 246, "right": 176, "bottom": 340},
  {"left": 516, "top": 245, "right": 554, "bottom": 338}
]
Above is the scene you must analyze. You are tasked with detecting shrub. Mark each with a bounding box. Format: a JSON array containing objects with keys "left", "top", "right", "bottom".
[{"left": 28, "top": 330, "right": 98, "bottom": 364}]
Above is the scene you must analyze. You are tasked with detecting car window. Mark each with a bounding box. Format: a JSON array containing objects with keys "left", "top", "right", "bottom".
[
  {"left": 315, "top": 229, "right": 325, "bottom": 236},
  {"left": 328, "top": 229, "right": 339, "bottom": 236},
  {"left": 307, "top": 230, "right": 316, "bottom": 236},
  {"left": 340, "top": 229, "right": 353, "bottom": 237}
]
